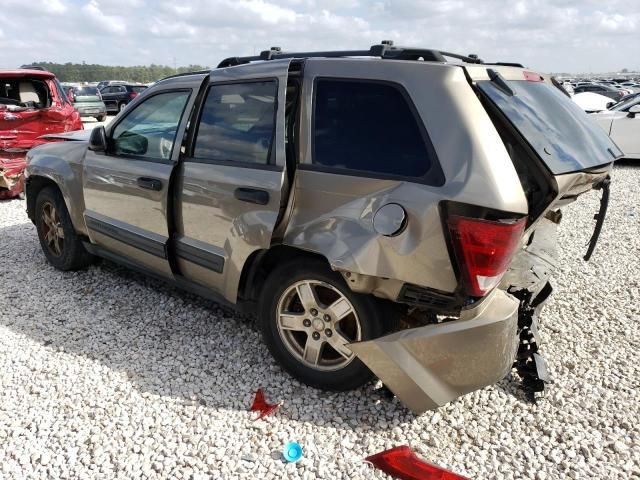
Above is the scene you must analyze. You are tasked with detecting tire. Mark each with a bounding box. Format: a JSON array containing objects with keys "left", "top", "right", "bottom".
[
  {"left": 35, "top": 186, "right": 95, "bottom": 271},
  {"left": 259, "top": 258, "right": 398, "bottom": 391},
  {"left": 95, "top": 114, "right": 106, "bottom": 122}
]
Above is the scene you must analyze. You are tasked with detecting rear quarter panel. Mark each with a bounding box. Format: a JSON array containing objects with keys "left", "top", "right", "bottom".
[{"left": 283, "top": 59, "right": 527, "bottom": 295}]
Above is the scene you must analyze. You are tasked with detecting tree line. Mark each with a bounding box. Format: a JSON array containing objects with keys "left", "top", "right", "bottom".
[{"left": 23, "top": 62, "right": 211, "bottom": 83}]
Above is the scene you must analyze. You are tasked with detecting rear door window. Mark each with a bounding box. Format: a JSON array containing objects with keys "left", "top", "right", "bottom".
[
  {"left": 193, "top": 81, "right": 277, "bottom": 165},
  {"left": 478, "top": 79, "right": 621, "bottom": 174},
  {"left": 312, "top": 79, "right": 442, "bottom": 184}
]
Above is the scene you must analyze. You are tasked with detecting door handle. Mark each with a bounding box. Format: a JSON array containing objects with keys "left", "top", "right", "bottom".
[
  {"left": 137, "top": 177, "right": 162, "bottom": 191},
  {"left": 234, "top": 187, "right": 270, "bottom": 205}
]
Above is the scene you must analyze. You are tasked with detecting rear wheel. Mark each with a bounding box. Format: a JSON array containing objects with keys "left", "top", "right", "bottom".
[
  {"left": 259, "top": 259, "right": 397, "bottom": 391},
  {"left": 35, "top": 187, "right": 95, "bottom": 271},
  {"left": 95, "top": 114, "right": 106, "bottom": 122}
]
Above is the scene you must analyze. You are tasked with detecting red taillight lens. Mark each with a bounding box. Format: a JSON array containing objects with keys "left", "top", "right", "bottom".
[
  {"left": 366, "top": 446, "right": 469, "bottom": 480},
  {"left": 523, "top": 71, "right": 544, "bottom": 82},
  {"left": 129, "top": 91, "right": 137, "bottom": 99},
  {"left": 447, "top": 215, "right": 526, "bottom": 297}
]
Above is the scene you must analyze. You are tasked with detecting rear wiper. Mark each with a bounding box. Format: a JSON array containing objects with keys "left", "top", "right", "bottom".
[
  {"left": 583, "top": 176, "right": 611, "bottom": 261},
  {"left": 487, "top": 69, "right": 514, "bottom": 96}
]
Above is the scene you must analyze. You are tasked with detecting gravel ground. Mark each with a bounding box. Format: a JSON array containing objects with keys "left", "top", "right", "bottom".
[{"left": 1, "top": 163, "right": 639, "bottom": 479}]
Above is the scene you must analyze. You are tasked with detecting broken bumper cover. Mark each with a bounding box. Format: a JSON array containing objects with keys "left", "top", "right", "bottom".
[
  {"left": 0, "top": 152, "right": 27, "bottom": 199},
  {"left": 349, "top": 289, "right": 519, "bottom": 414}
]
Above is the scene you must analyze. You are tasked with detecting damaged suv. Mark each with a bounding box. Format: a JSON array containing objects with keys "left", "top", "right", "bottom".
[
  {"left": 25, "top": 43, "right": 620, "bottom": 413},
  {"left": 0, "top": 68, "right": 82, "bottom": 199}
]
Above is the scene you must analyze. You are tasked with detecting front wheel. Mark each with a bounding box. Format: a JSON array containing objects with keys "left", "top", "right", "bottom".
[
  {"left": 259, "top": 259, "right": 396, "bottom": 391},
  {"left": 35, "top": 186, "right": 95, "bottom": 271}
]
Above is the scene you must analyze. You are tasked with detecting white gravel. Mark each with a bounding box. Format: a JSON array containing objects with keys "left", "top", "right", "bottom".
[{"left": 1, "top": 163, "right": 639, "bottom": 479}]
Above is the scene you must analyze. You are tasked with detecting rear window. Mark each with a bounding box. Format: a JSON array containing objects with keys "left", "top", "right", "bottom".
[
  {"left": 74, "top": 86, "right": 99, "bottom": 95},
  {"left": 130, "top": 86, "right": 147, "bottom": 93},
  {"left": 312, "top": 79, "right": 443, "bottom": 184},
  {"left": 478, "top": 79, "right": 621, "bottom": 174}
]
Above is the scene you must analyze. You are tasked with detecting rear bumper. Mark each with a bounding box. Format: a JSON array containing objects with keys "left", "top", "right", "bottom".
[
  {"left": 349, "top": 289, "right": 519, "bottom": 414},
  {"left": 75, "top": 104, "right": 107, "bottom": 116}
]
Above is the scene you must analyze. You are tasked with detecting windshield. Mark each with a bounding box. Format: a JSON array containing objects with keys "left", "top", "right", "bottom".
[
  {"left": 74, "top": 86, "right": 99, "bottom": 96},
  {"left": 478, "top": 79, "right": 621, "bottom": 174}
]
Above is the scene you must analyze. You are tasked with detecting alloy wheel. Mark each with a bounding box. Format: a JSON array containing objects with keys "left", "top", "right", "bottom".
[
  {"left": 41, "top": 202, "right": 64, "bottom": 257},
  {"left": 276, "top": 280, "right": 362, "bottom": 371}
]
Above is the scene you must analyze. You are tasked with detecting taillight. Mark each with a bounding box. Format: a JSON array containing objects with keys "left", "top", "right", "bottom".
[
  {"left": 129, "top": 91, "right": 137, "bottom": 99},
  {"left": 447, "top": 215, "right": 526, "bottom": 297},
  {"left": 523, "top": 71, "right": 544, "bottom": 82}
]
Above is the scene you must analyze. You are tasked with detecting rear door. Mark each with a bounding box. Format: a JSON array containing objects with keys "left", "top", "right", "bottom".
[
  {"left": 82, "top": 79, "right": 200, "bottom": 277},
  {"left": 174, "top": 60, "right": 291, "bottom": 302}
]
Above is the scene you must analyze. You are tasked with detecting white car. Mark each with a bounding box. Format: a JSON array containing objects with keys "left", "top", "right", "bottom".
[
  {"left": 573, "top": 92, "right": 615, "bottom": 112},
  {"left": 591, "top": 95, "right": 640, "bottom": 159}
]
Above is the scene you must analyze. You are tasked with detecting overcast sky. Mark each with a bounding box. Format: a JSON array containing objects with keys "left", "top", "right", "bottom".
[{"left": 1, "top": 0, "right": 638, "bottom": 73}]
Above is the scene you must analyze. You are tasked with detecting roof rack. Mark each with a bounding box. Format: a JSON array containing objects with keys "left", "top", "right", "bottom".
[{"left": 217, "top": 41, "right": 524, "bottom": 69}]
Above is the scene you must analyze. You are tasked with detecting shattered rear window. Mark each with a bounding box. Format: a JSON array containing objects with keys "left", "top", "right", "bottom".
[{"left": 0, "top": 77, "right": 51, "bottom": 110}]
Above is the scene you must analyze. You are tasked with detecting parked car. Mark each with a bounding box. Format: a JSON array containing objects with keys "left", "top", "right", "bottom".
[
  {"left": 0, "top": 69, "right": 82, "bottom": 199},
  {"left": 96, "top": 80, "right": 127, "bottom": 91},
  {"left": 591, "top": 93, "right": 640, "bottom": 160},
  {"left": 573, "top": 92, "right": 615, "bottom": 112},
  {"left": 67, "top": 86, "right": 107, "bottom": 121},
  {"left": 574, "top": 83, "right": 625, "bottom": 100},
  {"left": 100, "top": 84, "right": 147, "bottom": 113},
  {"left": 24, "top": 43, "right": 620, "bottom": 413}
]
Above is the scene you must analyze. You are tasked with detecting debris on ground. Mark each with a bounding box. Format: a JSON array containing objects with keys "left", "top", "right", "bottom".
[
  {"left": 249, "top": 388, "right": 281, "bottom": 420},
  {"left": 365, "top": 445, "right": 468, "bottom": 480},
  {"left": 282, "top": 441, "right": 303, "bottom": 463}
]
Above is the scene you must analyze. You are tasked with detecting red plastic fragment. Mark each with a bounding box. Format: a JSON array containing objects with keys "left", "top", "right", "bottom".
[
  {"left": 365, "top": 445, "right": 469, "bottom": 480},
  {"left": 249, "top": 388, "right": 280, "bottom": 420}
]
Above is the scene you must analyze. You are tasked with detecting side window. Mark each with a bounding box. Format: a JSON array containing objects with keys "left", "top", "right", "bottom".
[
  {"left": 102, "top": 87, "right": 113, "bottom": 94},
  {"left": 193, "top": 81, "right": 277, "bottom": 164},
  {"left": 111, "top": 91, "right": 190, "bottom": 159},
  {"left": 313, "top": 79, "right": 437, "bottom": 180}
]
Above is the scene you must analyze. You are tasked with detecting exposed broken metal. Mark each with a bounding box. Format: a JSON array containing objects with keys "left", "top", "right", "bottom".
[{"left": 512, "top": 282, "right": 554, "bottom": 402}]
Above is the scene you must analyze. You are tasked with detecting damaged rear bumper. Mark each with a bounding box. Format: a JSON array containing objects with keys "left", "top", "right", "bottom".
[{"left": 349, "top": 289, "right": 519, "bottom": 414}]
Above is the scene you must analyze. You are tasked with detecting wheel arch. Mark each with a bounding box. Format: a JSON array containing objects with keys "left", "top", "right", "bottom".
[{"left": 238, "top": 245, "right": 333, "bottom": 303}]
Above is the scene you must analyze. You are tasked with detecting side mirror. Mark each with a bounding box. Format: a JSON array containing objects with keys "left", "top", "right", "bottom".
[
  {"left": 627, "top": 104, "right": 640, "bottom": 118},
  {"left": 89, "top": 126, "right": 107, "bottom": 152}
]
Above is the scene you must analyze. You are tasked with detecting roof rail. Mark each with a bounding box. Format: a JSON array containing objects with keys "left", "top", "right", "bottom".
[{"left": 216, "top": 41, "right": 522, "bottom": 69}]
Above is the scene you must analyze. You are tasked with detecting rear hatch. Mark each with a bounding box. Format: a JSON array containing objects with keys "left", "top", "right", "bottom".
[
  {"left": 72, "top": 86, "right": 102, "bottom": 103},
  {"left": 465, "top": 65, "right": 620, "bottom": 234}
]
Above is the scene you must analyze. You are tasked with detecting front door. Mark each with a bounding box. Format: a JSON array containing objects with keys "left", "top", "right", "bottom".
[
  {"left": 82, "top": 86, "right": 197, "bottom": 277},
  {"left": 174, "top": 60, "right": 292, "bottom": 302}
]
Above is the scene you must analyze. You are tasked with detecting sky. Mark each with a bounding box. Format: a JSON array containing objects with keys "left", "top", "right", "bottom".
[{"left": 0, "top": 0, "right": 639, "bottom": 73}]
